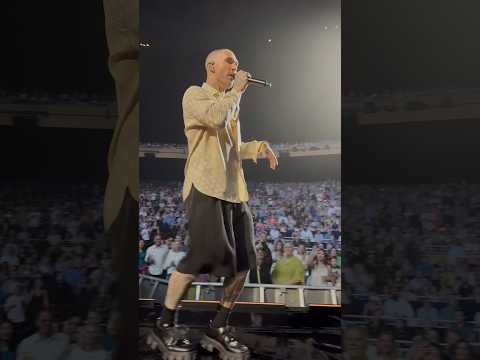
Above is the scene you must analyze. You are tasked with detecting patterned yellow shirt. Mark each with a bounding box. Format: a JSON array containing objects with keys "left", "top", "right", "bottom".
[{"left": 182, "top": 82, "right": 266, "bottom": 203}]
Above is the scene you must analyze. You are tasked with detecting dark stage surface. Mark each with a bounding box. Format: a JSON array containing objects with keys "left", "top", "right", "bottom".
[{"left": 139, "top": 305, "right": 341, "bottom": 359}]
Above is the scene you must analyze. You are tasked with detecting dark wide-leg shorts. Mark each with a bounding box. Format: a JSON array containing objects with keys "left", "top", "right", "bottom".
[{"left": 176, "top": 186, "right": 257, "bottom": 278}]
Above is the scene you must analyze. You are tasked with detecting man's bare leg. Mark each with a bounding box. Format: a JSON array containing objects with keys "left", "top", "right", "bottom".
[
  {"left": 146, "top": 271, "right": 197, "bottom": 358},
  {"left": 159, "top": 271, "right": 196, "bottom": 325},
  {"left": 213, "top": 270, "right": 248, "bottom": 327},
  {"left": 200, "top": 271, "right": 251, "bottom": 359}
]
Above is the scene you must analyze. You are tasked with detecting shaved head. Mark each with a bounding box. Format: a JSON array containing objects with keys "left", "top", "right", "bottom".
[
  {"left": 204, "top": 48, "right": 239, "bottom": 92},
  {"left": 205, "top": 48, "right": 237, "bottom": 72}
]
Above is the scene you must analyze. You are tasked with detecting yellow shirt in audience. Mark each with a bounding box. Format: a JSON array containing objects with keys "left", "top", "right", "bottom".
[{"left": 272, "top": 255, "right": 305, "bottom": 285}]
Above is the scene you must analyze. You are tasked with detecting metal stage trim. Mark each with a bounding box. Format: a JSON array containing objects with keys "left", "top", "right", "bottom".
[{"left": 139, "top": 274, "right": 341, "bottom": 312}]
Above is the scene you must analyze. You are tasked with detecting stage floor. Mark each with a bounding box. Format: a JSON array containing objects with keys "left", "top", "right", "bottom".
[
  {"left": 139, "top": 325, "right": 340, "bottom": 359},
  {"left": 139, "top": 301, "right": 341, "bottom": 359}
]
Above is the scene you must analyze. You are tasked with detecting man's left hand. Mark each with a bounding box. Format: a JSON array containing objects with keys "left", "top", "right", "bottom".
[{"left": 262, "top": 143, "right": 278, "bottom": 170}]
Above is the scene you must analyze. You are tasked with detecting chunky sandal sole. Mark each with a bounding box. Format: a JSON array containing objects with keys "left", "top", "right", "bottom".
[
  {"left": 147, "top": 330, "right": 197, "bottom": 360},
  {"left": 200, "top": 334, "right": 250, "bottom": 360}
]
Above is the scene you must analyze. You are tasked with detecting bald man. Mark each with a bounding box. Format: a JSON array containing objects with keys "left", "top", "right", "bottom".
[{"left": 147, "top": 49, "right": 278, "bottom": 359}]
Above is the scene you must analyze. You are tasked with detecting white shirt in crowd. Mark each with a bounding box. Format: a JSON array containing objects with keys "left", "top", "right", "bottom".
[
  {"left": 17, "top": 333, "right": 70, "bottom": 360},
  {"left": 163, "top": 250, "right": 187, "bottom": 275},
  {"left": 145, "top": 244, "right": 169, "bottom": 275}
]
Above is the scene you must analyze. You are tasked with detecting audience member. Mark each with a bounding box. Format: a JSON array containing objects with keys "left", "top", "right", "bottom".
[
  {"left": 144, "top": 235, "right": 168, "bottom": 277},
  {"left": 272, "top": 243, "right": 304, "bottom": 285}
]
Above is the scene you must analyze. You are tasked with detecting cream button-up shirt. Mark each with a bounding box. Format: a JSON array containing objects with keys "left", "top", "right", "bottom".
[{"left": 182, "top": 82, "right": 266, "bottom": 203}]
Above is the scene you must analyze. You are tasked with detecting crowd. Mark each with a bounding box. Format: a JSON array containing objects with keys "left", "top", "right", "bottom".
[
  {"left": 0, "top": 89, "right": 115, "bottom": 105},
  {"left": 342, "top": 183, "right": 480, "bottom": 359},
  {"left": 342, "top": 87, "right": 480, "bottom": 116},
  {"left": 139, "top": 141, "right": 340, "bottom": 153},
  {"left": 139, "top": 181, "right": 341, "bottom": 287},
  {"left": 0, "top": 183, "right": 115, "bottom": 359}
]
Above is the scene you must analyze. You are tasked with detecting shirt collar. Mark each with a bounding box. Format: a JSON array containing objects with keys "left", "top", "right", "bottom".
[{"left": 202, "top": 82, "right": 223, "bottom": 97}]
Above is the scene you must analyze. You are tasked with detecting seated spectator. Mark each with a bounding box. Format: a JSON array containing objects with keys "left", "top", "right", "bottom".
[
  {"left": 269, "top": 227, "right": 280, "bottom": 241},
  {"left": 294, "top": 243, "right": 307, "bottom": 263},
  {"left": 405, "top": 335, "right": 444, "bottom": 360},
  {"left": 65, "top": 324, "right": 109, "bottom": 360},
  {"left": 16, "top": 310, "right": 69, "bottom": 360},
  {"left": 383, "top": 291, "right": 415, "bottom": 321},
  {"left": 144, "top": 235, "right": 168, "bottom": 277},
  {"left": 271, "top": 240, "right": 284, "bottom": 262},
  {"left": 444, "top": 329, "right": 461, "bottom": 357},
  {"left": 367, "top": 329, "right": 399, "bottom": 360},
  {"left": 424, "top": 328, "right": 440, "bottom": 344},
  {"left": 439, "top": 296, "right": 458, "bottom": 322},
  {"left": 330, "top": 247, "right": 341, "bottom": 267},
  {"left": 248, "top": 249, "right": 272, "bottom": 284},
  {"left": 343, "top": 326, "right": 368, "bottom": 360},
  {"left": 329, "top": 256, "right": 341, "bottom": 286},
  {"left": 306, "top": 247, "right": 330, "bottom": 287},
  {"left": 299, "top": 226, "right": 313, "bottom": 242},
  {"left": 271, "top": 243, "right": 304, "bottom": 285},
  {"left": 451, "top": 309, "right": 474, "bottom": 342},
  {"left": 0, "top": 321, "right": 15, "bottom": 360},
  {"left": 162, "top": 239, "right": 186, "bottom": 277},
  {"left": 255, "top": 233, "right": 273, "bottom": 272},
  {"left": 452, "top": 341, "right": 474, "bottom": 360},
  {"left": 416, "top": 300, "right": 439, "bottom": 326}
]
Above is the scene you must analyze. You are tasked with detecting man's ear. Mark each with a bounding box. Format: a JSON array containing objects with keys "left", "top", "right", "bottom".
[{"left": 208, "top": 62, "right": 215, "bottom": 73}]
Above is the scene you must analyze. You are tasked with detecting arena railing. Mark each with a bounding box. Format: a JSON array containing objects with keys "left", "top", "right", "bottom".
[{"left": 139, "top": 274, "right": 340, "bottom": 310}]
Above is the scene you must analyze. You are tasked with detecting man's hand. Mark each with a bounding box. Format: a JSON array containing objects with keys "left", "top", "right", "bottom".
[
  {"left": 261, "top": 143, "right": 278, "bottom": 170},
  {"left": 233, "top": 70, "right": 250, "bottom": 94}
]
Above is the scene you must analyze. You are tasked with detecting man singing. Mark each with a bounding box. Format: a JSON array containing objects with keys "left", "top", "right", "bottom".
[{"left": 148, "top": 48, "right": 278, "bottom": 359}]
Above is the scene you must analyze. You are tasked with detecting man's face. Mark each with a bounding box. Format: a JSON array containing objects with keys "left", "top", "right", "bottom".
[
  {"left": 172, "top": 240, "right": 181, "bottom": 251},
  {"left": 210, "top": 50, "right": 239, "bottom": 90},
  {"left": 154, "top": 236, "right": 162, "bottom": 246}
]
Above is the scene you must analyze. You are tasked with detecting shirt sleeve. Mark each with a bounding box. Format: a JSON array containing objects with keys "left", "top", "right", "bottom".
[
  {"left": 183, "top": 86, "right": 241, "bottom": 129},
  {"left": 240, "top": 140, "right": 267, "bottom": 163}
]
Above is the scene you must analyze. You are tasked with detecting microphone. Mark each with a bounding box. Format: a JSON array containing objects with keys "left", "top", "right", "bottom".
[{"left": 247, "top": 77, "right": 272, "bottom": 87}]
